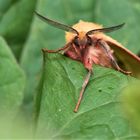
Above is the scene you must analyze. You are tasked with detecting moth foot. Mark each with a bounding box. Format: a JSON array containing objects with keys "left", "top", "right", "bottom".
[
  {"left": 42, "top": 48, "right": 59, "bottom": 53},
  {"left": 118, "top": 69, "right": 132, "bottom": 75}
]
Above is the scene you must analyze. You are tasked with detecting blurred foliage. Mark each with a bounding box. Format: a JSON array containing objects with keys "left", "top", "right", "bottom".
[
  {"left": 0, "top": 0, "right": 37, "bottom": 59},
  {"left": 0, "top": 36, "right": 25, "bottom": 138},
  {"left": 122, "top": 81, "right": 140, "bottom": 135},
  {"left": 0, "top": 0, "right": 140, "bottom": 139}
]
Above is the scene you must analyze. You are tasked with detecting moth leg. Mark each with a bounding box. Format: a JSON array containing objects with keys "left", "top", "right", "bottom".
[
  {"left": 72, "top": 44, "right": 81, "bottom": 57},
  {"left": 98, "top": 40, "right": 131, "bottom": 75},
  {"left": 74, "top": 69, "right": 92, "bottom": 113},
  {"left": 42, "top": 43, "right": 71, "bottom": 53}
]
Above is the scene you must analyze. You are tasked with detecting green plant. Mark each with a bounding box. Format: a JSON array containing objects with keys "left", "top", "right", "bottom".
[{"left": 0, "top": 0, "right": 140, "bottom": 139}]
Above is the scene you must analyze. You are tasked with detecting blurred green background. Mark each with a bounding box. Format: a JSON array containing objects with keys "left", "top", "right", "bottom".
[{"left": 0, "top": 0, "right": 140, "bottom": 139}]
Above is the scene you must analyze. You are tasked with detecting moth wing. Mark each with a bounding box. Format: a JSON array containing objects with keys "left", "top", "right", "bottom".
[{"left": 95, "top": 33, "right": 140, "bottom": 78}]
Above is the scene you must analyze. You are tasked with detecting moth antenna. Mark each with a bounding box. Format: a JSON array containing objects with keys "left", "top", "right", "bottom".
[
  {"left": 35, "top": 11, "right": 79, "bottom": 35},
  {"left": 74, "top": 70, "right": 92, "bottom": 113},
  {"left": 86, "top": 23, "right": 125, "bottom": 35}
]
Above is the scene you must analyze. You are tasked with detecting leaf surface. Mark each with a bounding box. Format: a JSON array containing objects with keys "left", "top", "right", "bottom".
[{"left": 34, "top": 53, "right": 139, "bottom": 139}]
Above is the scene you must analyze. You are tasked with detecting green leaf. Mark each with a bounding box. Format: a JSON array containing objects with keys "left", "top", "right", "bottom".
[
  {"left": 34, "top": 53, "right": 139, "bottom": 139},
  {"left": 0, "top": 36, "right": 25, "bottom": 137},
  {"left": 122, "top": 81, "right": 140, "bottom": 135},
  {"left": 0, "top": 0, "right": 37, "bottom": 59}
]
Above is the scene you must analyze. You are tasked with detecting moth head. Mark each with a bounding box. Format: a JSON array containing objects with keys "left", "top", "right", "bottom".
[{"left": 73, "top": 32, "right": 92, "bottom": 49}]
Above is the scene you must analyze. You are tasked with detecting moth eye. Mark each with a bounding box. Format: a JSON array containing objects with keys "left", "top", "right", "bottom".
[
  {"left": 73, "top": 37, "right": 80, "bottom": 47},
  {"left": 87, "top": 37, "right": 92, "bottom": 46}
]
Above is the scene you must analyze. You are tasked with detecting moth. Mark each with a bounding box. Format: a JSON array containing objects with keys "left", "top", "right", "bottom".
[{"left": 35, "top": 12, "right": 140, "bottom": 112}]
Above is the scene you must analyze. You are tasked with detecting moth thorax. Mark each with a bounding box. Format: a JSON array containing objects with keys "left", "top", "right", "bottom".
[
  {"left": 78, "top": 31, "right": 86, "bottom": 40},
  {"left": 65, "top": 20, "right": 102, "bottom": 43}
]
